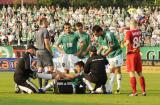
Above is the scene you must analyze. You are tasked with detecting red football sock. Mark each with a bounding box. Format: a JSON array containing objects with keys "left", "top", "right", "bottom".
[
  {"left": 140, "top": 76, "right": 146, "bottom": 93},
  {"left": 130, "top": 77, "right": 137, "bottom": 94}
]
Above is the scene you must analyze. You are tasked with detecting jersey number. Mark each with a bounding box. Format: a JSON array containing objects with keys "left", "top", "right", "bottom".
[{"left": 133, "top": 37, "right": 141, "bottom": 48}]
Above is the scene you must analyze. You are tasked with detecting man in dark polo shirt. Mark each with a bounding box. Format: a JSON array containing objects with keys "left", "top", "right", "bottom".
[
  {"left": 14, "top": 44, "right": 38, "bottom": 94},
  {"left": 83, "top": 46, "right": 108, "bottom": 93}
]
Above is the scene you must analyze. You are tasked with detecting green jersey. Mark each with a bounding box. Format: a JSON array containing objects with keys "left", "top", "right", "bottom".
[
  {"left": 98, "top": 31, "right": 122, "bottom": 58},
  {"left": 71, "top": 75, "right": 86, "bottom": 93},
  {"left": 96, "top": 33, "right": 108, "bottom": 55},
  {"left": 72, "top": 77, "right": 83, "bottom": 86},
  {"left": 56, "top": 32, "right": 79, "bottom": 54},
  {"left": 76, "top": 32, "right": 90, "bottom": 58}
]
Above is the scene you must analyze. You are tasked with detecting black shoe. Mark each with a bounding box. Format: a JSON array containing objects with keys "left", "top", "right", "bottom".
[
  {"left": 142, "top": 92, "right": 146, "bottom": 96},
  {"left": 114, "top": 89, "right": 120, "bottom": 94},
  {"left": 38, "top": 89, "right": 45, "bottom": 94}
]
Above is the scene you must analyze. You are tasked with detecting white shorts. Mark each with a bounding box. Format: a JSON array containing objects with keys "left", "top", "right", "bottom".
[
  {"left": 108, "top": 53, "right": 123, "bottom": 69},
  {"left": 62, "top": 54, "right": 79, "bottom": 70},
  {"left": 105, "top": 64, "right": 110, "bottom": 73}
]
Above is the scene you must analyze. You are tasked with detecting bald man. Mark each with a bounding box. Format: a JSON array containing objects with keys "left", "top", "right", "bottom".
[{"left": 125, "top": 20, "right": 146, "bottom": 96}]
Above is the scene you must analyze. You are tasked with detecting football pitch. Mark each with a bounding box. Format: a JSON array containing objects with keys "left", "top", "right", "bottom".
[{"left": 0, "top": 71, "right": 160, "bottom": 105}]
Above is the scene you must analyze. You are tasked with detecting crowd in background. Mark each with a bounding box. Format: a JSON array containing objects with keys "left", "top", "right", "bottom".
[{"left": 0, "top": 5, "right": 160, "bottom": 46}]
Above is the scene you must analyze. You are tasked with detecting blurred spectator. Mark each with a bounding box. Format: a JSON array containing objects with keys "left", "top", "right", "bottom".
[{"left": 0, "top": 5, "right": 159, "bottom": 46}]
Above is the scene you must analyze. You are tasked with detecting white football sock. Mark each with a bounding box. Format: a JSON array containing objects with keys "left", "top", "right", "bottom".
[
  {"left": 117, "top": 74, "right": 122, "bottom": 90},
  {"left": 108, "top": 73, "right": 115, "bottom": 92},
  {"left": 83, "top": 78, "right": 94, "bottom": 91},
  {"left": 37, "top": 73, "right": 52, "bottom": 80},
  {"left": 105, "top": 81, "right": 110, "bottom": 92},
  {"left": 95, "top": 87, "right": 103, "bottom": 93},
  {"left": 42, "top": 81, "right": 54, "bottom": 91}
]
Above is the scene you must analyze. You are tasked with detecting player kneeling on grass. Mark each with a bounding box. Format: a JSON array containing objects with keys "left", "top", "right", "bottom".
[
  {"left": 14, "top": 44, "right": 38, "bottom": 94},
  {"left": 82, "top": 45, "right": 108, "bottom": 94}
]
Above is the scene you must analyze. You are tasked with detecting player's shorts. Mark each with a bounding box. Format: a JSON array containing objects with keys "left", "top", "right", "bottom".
[
  {"left": 108, "top": 53, "right": 123, "bottom": 69},
  {"left": 126, "top": 52, "right": 142, "bottom": 72},
  {"left": 62, "top": 54, "right": 79, "bottom": 70},
  {"left": 36, "top": 50, "right": 54, "bottom": 68},
  {"left": 105, "top": 64, "right": 110, "bottom": 73}
]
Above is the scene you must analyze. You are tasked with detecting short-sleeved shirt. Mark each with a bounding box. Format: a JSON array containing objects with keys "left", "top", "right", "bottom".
[
  {"left": 76, "top": 32, "right": 90, "bottom": 57},
  {"left": 98, "top": 31, "right": 122, "bottom": 58},
  {"left": 35, "top": 27, "right": 49, "bottom": 50},
  {"left": 56, "top": 32, "right": 79, "bottom": 54},
  {"left": 125, "top": 29, "right": 141, "bottom": 53},
  {"left": 35, "top": 27, "right": 53, "bottom": 67},
  {"left": 96, "top": 34, "right": 108, "bottom": 55}
]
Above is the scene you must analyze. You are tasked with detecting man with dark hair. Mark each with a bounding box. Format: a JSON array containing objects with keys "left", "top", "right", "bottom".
[
  {"left": 55, "top": 22, "right": 81, "bottom": 73},
  {"left": 83, "top": 45, "right": 108, "bottom": 93},
  {"left": 14, "top": 44, "right": 38, "bottom": 94},
  {"left": 74, "top": 61, "right": 85, "bottom": 73},
  {"left": 38, "top": 61, "right": 86, "bottom": 94},
  {"left": 92, "top": 25, "right": 123, "bottom": 94},
  {"left": 92, "top": 25, "right": 103, "bottom": 33},
  {"left": 75, "top": 22, "right": 90, "bottom": 62}
]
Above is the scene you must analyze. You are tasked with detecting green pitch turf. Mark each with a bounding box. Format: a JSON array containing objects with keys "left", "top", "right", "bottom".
[{"left": 0, "top": 72, "right": 160, "bottom": 105}]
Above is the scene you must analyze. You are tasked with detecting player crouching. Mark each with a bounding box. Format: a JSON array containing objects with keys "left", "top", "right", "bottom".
[{"left": 14, "top": 44, "right": 38, "bottom": 94}]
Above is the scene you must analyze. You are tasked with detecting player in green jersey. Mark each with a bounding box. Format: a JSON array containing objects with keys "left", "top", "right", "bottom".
[
  {"left": 38, "top": 61, "right": 86, "bottom": 94},
  {"left": 55, "top": 23, "right": 82, "bottom": 73},
  {"left": 92, "top": 25, "right": 123, "bottom": 94},
  {"left": 75, "top": 22, "right": 91, "bottom": 62}
]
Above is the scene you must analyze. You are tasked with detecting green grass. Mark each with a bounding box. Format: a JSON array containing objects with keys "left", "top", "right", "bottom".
[{"left": 0, "top": 72, "right": 160, "bottom": 105}]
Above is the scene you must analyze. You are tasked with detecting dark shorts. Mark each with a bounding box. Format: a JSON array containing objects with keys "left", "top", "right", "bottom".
[
  {"left": 36, "top": 50, "right": 54, "bottom": 67},
  {"left": 83, "top": 73, "right": 107, "bottom": 85}
]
